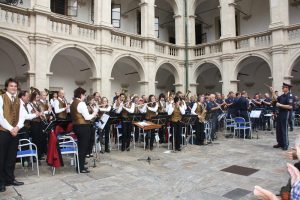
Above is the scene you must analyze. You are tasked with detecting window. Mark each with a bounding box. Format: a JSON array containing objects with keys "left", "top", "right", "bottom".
[
  {"left": 155, "top": 17, "right": 159, "bottom": 38},
  {"left": 51, "top": 0, "right": 66, "bottom": 15},
  {"left": 112, "top": 4, "right": 121, "bottom": 28},
  {"left": 137, "top": 11, "right": 141, "bottom": 35},
  {"left": 50, "top": 0, "right": 78, "bottom": 16}
]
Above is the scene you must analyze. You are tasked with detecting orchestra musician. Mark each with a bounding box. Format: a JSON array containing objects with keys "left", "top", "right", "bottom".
[
  {"left": 54, "top": 89, "right": 69, "bottom": 120},
  {"left": 167, "top": 96, "right": 185, "bottom": 151},
  {"left": 98, "top": 97, "right": 112, "bottom": 153},
  {"left": 29, "top": 91, "right": 47, "bottom": 162},
  {"left": 191, "top": 95, "right": 206, "bottom": 145},
  {"left": 144, "top": 95, "right": 158, "bottom": 150},
  {"left": 114, "top": 93, "right": 135, "bottom": 151},
  {"left": 206, "top": 94, "right": 219, "bottom": 139},
  {"left": 0, "top": 78, "right": 26, "bottom": 192},
  {"left": 70, "top": 87, "right": 98, "bottom": 173},
  {"left": 86, "top": 95, "right": 96, "bottom": 158}
]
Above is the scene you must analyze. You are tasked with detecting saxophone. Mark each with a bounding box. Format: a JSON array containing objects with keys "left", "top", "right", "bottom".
[{"left": 197, "top": 102, "right": 207, "bottom": 123}]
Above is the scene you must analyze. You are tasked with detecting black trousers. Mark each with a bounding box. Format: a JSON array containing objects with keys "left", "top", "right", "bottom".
[
  {"left": 73, "top": 124, "right": 91, "bottom": 170},
  {"left": 145, "top": 130, "right": 155, "bottom": 148},
  {"left": 103, "top": 121, "right": 110, "bottom": 151},
  {"left": 276, "top": 112, "right": 289, "bottom": 148},
  {"left": 87, "top": 124, "right": 95, "bottom": 155},
  {"left": 195, "top": 120, "right": 205, "bottom": 144},
  {"left": 171, "top": 121, "right": 182, "bottom": 150},
  {"left": 0, "top": 130, "right": 18, "bottom": 185},
  {"left": 30, "top": 121, "right": 47, "bottom": 159},
  {"left": 121, "top": 121, "right": 132, "bottom": 150}
]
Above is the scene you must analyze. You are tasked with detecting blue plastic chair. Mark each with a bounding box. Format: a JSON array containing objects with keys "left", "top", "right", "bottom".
[
  {"left": 17, "top": 139, "right": 39, "bottom": 176},
  {"left": 234, "top": 117, "right": 252, "bottom": 139}
]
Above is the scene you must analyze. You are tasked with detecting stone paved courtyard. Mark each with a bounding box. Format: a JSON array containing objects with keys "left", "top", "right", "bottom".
[{"left": 2, "top": 128, "right": 300, "bottom": 200}]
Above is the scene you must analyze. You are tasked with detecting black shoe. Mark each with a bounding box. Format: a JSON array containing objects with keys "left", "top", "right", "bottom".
[
  {"left": 282, "top": 147, "right": 288, "bottom": 151},
  {"left": 80, "top": 169, "right": 90, "bottom": 173},
  {"left": 105, "top": 149, "right": 110, "bottom": 153},
  {"left": 126, "top": 147, "right": 130, "bottom": 151},
  {"left": 150, "top": 146, "right": 153, "bottom": 151},
  {"left": 86, "top": 155, "right": 90, "bottom": 158},
  {"left": 290, "top": 128, "right": 294, "bottom": 132},
  {"left": 0, "top": 185, "right": 5, "bottom": 192},
  {"left": 89, "top": 154, "right": 94, "bottom": 158},
  {"left": 273, "top": 144, "right": 282, "bottom": 148},
  {"left": 84, "top": 162, "right": 88, "bottom": 165},
  {"left": 6, "top": 180, "right": 24, "bottom": 186},
  {"left": 176, "top": 148, "right": 181, "bottom": 151}
]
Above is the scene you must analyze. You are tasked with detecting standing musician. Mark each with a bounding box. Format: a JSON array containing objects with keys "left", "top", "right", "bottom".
[
  {"left": 50, "top": 92, "right": 58, "bottom": 108},
  {"left": 167, "top": 96, "right": 185, "bottom": 151},
  {"left": 70, "top": 87, "right": 98, "bottom": 173},
  {"left": 191, "top": 95, "right": 206, "bottom": 145},
  {"left": 113, "top": 93, "right": 135, "bottom": 151},
  {"left": 225, "top": 91, "right": 236, "bottom": 118},
  {"left": 206, "top": 94, "right": 219, "bottom": 139},
  {"left": 262, "top": 93, "right": 272, "bottom": 131},
  {"left": 144, "top": 95, "right": 158, "bottom": 150},
  {"left": 236, "top": 91, "right": 250, "bottom": 138},
  {"left": 0, "top": 78, "right": 26, "bottom": 192},
  {"left": 54, "top": 89, "right": 69, "bottom": 120},
  {"left": 251, "top": 94, "right": 263, "bottom": 130},
  {"left": 86, "top": 95, "right": 96, "bottom": 158},
  {"left": 29, "top": 91, "right": 48, "bottom": 162},
  {"left": 271, "top": 83, "right": 294, "bottom": 151},
  {"left": 98, "top": 97, "right": 112, "bottom": 153},
  {"left": 157, "top": 93, "right": 167, "bottom": 114}
]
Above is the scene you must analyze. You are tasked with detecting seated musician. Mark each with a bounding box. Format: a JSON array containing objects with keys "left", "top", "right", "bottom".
[
  {"left": 113, "top": 93, "right": 135, "bottom": 151},
  {"left": 144, "top": 95, "right": 158, "bottom": 150},
  {"left": 191, "top": 96, "right": 206, "bottom": 145},
  {"left": 167, "top": 96, "right": 185, "bottom": 151},
  {"left": 70, "top": 87, "right": 98, "bottom": 173}
]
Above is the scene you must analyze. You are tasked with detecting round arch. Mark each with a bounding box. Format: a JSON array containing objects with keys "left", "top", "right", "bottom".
[
  {"left": 48, "top": 43, "right": 97, "bottom": 76},
  {"left": 111, "top": 54, "right": 146, "bottom": 81},
  {"left": 288, "top": 49, "right": 300, "bottom": 76},
  {"left": 0, "top": 35, "right": 31, "bottom": 89},
  {"left": 155, "top": 0, "right": 180, "bottom": 15},
  {"left": 0, "top": 33, "right": 32, "bottom": 70},
  {"left": 194, "top": 62, "right": 222, "bottom": 94},
  {"left": 235, "top": 55, "right": 272, "bottom": 96},
  {"left": 155, "top": 60, "right": 180, "bottom": 83},
  {"left": 192, "top": 60, "right": 222, "bottom": 82},
  {"left": 234, "top": 53, "right": 272, "bottom": 78}
]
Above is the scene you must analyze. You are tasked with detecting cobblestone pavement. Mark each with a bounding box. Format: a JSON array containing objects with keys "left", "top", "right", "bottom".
[{"left": 2, "top": 128, "right": 299, "bottom": 200}]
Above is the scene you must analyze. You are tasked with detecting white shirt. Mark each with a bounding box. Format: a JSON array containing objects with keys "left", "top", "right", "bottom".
[
  {"left": 50, "top": 98, "right": 56, "bottom": 107},
  {"left": 54, "top": 97, "right": 66, "bottom": 114},
  {"left": 0, "top": 92, "right": 25, "bottom": 131},
  {"left": 76, "top": 99, "right": 95, "bottom": 121},
  {"left": 167, "top": 104, "right": 186, "bottom": 116},
  {"left": 114, "top": 102, "right": 135, "bottom": 114},
  {"left": 20, "top": 99, "right": 37, "bottom": 120},
  {"left": 191, "top": 103, "right": 198, "bottom": 115},
  {"left": 99, "top": 105, "right": 111, "bottom": 113}
]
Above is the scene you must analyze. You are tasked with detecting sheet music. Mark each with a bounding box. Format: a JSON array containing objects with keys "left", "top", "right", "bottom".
[
  {"left": 96, "top": 114, "right": 110, "bottom": 129},
  {"left": 250, "top": 110, "right": 262, "bottom": 118},
  {"left": 137, "top": 121, "right": 149, "bottom": 127}
]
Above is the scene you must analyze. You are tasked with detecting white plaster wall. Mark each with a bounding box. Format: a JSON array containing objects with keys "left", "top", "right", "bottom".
[
  {"left": 238, "top": 0, "right": 270, "bottom": 35},
  {"left": 74, "top": 2, "right": 93, "bottom": 23},
  {"left": 289, "top": 0, "right": 300, "bottom": 25}
]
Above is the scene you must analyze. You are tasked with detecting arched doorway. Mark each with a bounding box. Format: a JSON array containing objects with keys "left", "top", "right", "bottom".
[
  {"left": 155, "top": 63, "right": 178, "bottom": 96},
  {"left": 155, "top": 0, "right": 177, "bottom": 43},
  {"left": 111, "top": 56, "right": 144, "bottom": 98},
  {"left": 236, "top": 56, "right": 272, "bottom": 97},
  {"left": 195, "top": 63, "right": 222, "bottom": 94},
  {"left": 291, "top": 56, "right": 300, "bottom": 96},
  {"left": 49, "top": 47, "right": 95, "bottom": 100},
  {"left": 0, "top": 36, "right": 29, "bottom": 90}
]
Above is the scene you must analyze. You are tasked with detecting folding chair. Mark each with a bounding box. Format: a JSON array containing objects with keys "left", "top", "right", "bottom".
[{"left": 17, "top": 139, "right": 39, "bottom": 176}]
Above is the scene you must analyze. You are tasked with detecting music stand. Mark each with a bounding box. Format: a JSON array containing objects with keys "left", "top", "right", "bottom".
[
  {"left": 250, "top": 110, "right": 262, "bottom": 139},
  {"left": 134, "top": 121, "right": 161, "bottom": 164}
]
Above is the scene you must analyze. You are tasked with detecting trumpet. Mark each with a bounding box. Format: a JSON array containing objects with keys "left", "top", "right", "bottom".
[{"left": 29, "top": 101, "right": 48, "bottom": 125}]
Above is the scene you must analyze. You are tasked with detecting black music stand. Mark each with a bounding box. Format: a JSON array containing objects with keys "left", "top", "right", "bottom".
[{"left": 134, "top": 122, "right": 161, "bottom": 164}]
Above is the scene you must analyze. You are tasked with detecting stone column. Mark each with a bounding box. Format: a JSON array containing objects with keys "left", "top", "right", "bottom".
[
  {"left": 219, "top": 0, "right": 236, "bottom": 39},
  {"left": 221, "top": 55, "right": 237, "bottom": 94},
  {"left": 188, "top": 15, "right": 196, "bottom": 46},
  {"left": 269, "top": 0, "right": 289, "bottom": 91},
  {"left": 94, "top": 0, "right": 112, "bottom": 27},
  {"left": 174, "top": 15, "right": 184, "bottom": 45},
  {"left": 140, "top": 0, "right": 155, "bottom": 38},
  {"left": 143, "top": 55, "right": 157, "bottom": 95},
  {"left": 95, "top": 46, "right": 113, "bottom": 98}
]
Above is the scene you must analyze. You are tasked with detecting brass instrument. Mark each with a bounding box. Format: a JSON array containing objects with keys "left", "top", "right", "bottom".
[
  {"left": 0, "top": 89, "right": 5, "bottom": 95},
  {"left": 197, "top": 102, "right": 207, "bottom": 123},
  {"left": 185, "top": 90, "right": 191, "bottom": 98},
  {"left": 29, "top": 101, "right": 48, "bottom": 124},
  {"left": 30, "top": 86, "right": 40, "bottom": 94},
  {"left": 44, "top": 88, "right": 54, "bottom": 96}
]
